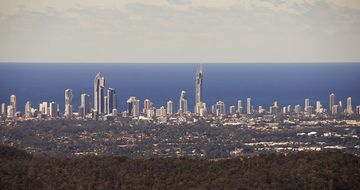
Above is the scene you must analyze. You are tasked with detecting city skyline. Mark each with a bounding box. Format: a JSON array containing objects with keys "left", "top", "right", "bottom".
[
  {"left": 1, "top": 63, "right": 359, "bottom": 115},
  {"left": 0, "top": 66, "right": 358, "bottom": 118},
  {"left": 1, "top": 1, "right": 360, "bottom": 188}
]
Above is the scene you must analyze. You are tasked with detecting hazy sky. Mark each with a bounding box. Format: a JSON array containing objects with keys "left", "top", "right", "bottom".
[{"left": 0, "top": 0, "right": 359, "bottom": 63}]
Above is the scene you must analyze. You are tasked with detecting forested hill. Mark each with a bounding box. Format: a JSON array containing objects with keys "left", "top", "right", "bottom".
[{"left": 1, "top": 145, "right": 360, "bottom": 190}]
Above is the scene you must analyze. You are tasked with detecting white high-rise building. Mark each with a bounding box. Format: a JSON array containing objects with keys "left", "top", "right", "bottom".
[
  {"left": 347, "top": 97, "right": 353, "bottom": 114},
  {"left": 338, "top": 101, "right": 343, "bottom": 113},
  {"left": 294, "top": 105, "right": 301, "bottom": 114},
  {"left": 94, "top": 73, "right": 105, "bottom": 114},
  {"left": 41, "top": 102, "right": 48, "bottom": 115},
  {"left": 64, "top": 89, "right": 73, "bottom": 118},
  {"left": 7, "top": 105, "right": 14, "bottom": 118},
  {"left": 49, "top": 102, "right": 57, "bottom": 118},
  {"left": 127, "top": 96, "right": 139, "bottom": 117},
  {"left": 332, "top": 105, "right": 340, "bottom": 115},
  {"left": 213, "top": 101, "right": 226, "bottom": 116},
  {"left": 287, "top": 105, "right": 291, "bottom": 113},
  {"left": 356, "top": 105, "right": 360, "bottom": 115},
  {"left": 305, "top": 98, "right": 310, "bottom": 110},
  {"left": 316, "top": 100, "right": 322, "bottom": 113},
  {"left": 194, "top": 66, "right": 203, "bottom": 114},
  {"left": 246, "top": 98, "right": 252, "bottom": 114},
  {"left": 179, "top": 91, "right": 188, "bottom": 114},
  {"left": 156, "top": 106, "right": 166, "bottom": 117},
  {"left": 229, "top": 106, "right": 236, "bottom": 115},
  {"left": 25, "top": 101, "right": 32, "bottom": 118},
  {"left": 270, "top": 101, "right": 280, "bottom": 115},
  {"left": 167, "top": 100, "right": 173, "bottom": 115},
  {"left": 80, "top": 93, "right": 90, "bottom": 116},
  {"left": 1, "top": 103, "right": 6, "bottom": 116},
  {"left": 237, "top": 100, "right": 243, "bottom": 114},
  {"left": 10, "top": 95, "right": 16, "bottom": 117},
  {"left": 143, "top": 99, "right": 153, "bottom": 114},
  {"left": 258, "top": 106, "right": 265, "bottom": 114},
  {"left": 329, "top": 93, "right": 336, "bottom": 114}
]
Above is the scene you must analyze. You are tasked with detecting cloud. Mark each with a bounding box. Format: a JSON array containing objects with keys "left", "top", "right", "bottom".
[
  {"left": 0, "top": 0, "right": 359, "bottom": 62},
  {"left": 167, "top": 0, "right": 191, "bottom": 5}
]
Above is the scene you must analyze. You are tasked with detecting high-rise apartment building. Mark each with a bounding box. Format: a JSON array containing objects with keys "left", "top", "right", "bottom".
[
  {"left": 127, "top": 96, "right": 139, "bottom": 117},
  {"left": 213, "top": 101, "right": 226, "bottom": 116},
  {"left": 329, "top": 93, "right": 335, "bottom": 113},
  {"left": 179, "top": 91, "right": 188, "bottom": 114},
  {"left": 347, "top": 97, "right": 353, "bottom": 114},
  {"left": 80, "top": 93, "right": 90, "bottom": 116},
  {"left": 25, "top": 101, "right": 32, "bottom": 118},
  {"left": 10, "top": 95, "right": 16, "bottom": 116},
  {"left": 49, "top": 102, "right": 57, "bottom": 118},
  {"left": 1, "top": 103, "right": 6, "bottom": 116},
  {"left": 64, "top": 89, "right": 73, "bottom": 118},
  {"left": 316, "top": 100, "right": 322, "bottom": 113},
  {"left": 94, "top": 73, "right": 105, "bottom": 114},
  {"left": 305, "top": 98, "right": 310, "bottom": 110},
  {"left": 194, "top": 66, "right": 203, "bottom": 114},
  {"left": 107, "top": 88, "right": 117, "bottom": 114},
  {"left": 237, "top": 100, "right": 243, "bottom": 114},
  {"left": 246, "top": 98, "right": 252, "bottom": 114},
  {"left": 167, "top": 100, "right": 173, "bottom": 115}
]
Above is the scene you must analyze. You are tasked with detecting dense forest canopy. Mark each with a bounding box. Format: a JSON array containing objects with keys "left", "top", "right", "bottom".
[{"left": 1, "top": 145, "right": 359, "bottom": 190}]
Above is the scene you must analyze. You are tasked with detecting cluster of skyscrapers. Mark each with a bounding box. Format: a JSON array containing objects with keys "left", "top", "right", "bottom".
[{"left": 1, "top": 68, "right": 360, "bottom": 120}]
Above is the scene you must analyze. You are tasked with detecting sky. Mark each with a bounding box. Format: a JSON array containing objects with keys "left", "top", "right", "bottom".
[{"left": 0, "top": 0, "right": 359, "bottom": 63}]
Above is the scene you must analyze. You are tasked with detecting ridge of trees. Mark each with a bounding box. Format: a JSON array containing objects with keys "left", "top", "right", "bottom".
[{"left": 1, "top": 145, "right": 360, "bottom": 190}]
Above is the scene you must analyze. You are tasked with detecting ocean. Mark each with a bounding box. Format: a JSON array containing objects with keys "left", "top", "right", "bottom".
[{"left": 0, "top": 63, "right": 359, "bottom": 113}]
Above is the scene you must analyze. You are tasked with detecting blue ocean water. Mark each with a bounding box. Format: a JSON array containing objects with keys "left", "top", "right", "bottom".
[{"left": 0, "top": 63, "right": 359, "bottom": 113}]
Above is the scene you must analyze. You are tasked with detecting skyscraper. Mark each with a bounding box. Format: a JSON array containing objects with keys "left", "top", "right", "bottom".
[
  {"left": 347, "top": 97, "right": 353, "bottom": 114},
  {"left": 237, "top": 100, "right": 243, "bottom": 114},
  {"left": 356, "top": 105, "right": 360, "bottom": 115},
  {"left": 294, "top": 104, "right": 301, "bottom": 114},
  {"left": 287, "top": 105, "right": 291, "bottom": 113},
  {"left": 49, "top": 102, "right": 57, "bottom": 118},
  {"left": 39, "top": 102, "right": 48, "bottom": 115},
  {"left": 329, "top": 93, "right": 335, "bottom": 113},
  {"left": 94, "top": 73, "right": 105, "bottom": 114},
  {"left": 213, "top": 101, "right": 226, "bottom": 116},
  {"left": 305, "top": 98, "right": 310, "bottom": 110},
  {"left": 143, "top": 99, "right": 152, "bottom": 113},
  {"left": 156, "top": 106, "right": 166, "bottom": 117},
  {"left": 270, "top": 100, "right": 280, "bottom": 115},
  {"left": 127, "top": 96, "right": 139, "bottom": 117},
  {"left": 10, "top": 95, "right": 16, "bottom": 116},
  {"left": 7, "top": 105, "right": 14, "bottom": 118},
  {"left": 64, "top": 89, "right": 73, "bottom": 118},
  {"left": 167, "top": 100, "right": 173, "bottom": 115},
  {"left": 1, "top": 103, "right": 6, "bottom": 116},
  {"left": 316, "top": 100, "right": 322, "bottom": 113},
  {"left": 179, "top": 91, "right": 188, "bottom": 114},
  {"left": 229, "top": 106, "right": 236, "bottom": 115},
  {"left": 80, "top": 93, "right": 90, "bottom": 116},
  {"left": 246, "top": 98, "right": 252, "bottom": 114},
  {"left": 107, "top": 88, "right": 117, "bottom": 114},
  {"left": 194, "top": 66, "right": 203, "bottom": 114},
  {"left": 25, "top": 101, "right": 32, "bottom": 118}
]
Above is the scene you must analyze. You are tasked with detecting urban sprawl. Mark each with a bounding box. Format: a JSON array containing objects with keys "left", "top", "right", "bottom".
[{"left": 1, "top": 67, "right": 360, "bottom": 158}]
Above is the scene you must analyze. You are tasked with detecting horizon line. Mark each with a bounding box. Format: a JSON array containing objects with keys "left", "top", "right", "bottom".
[{"left": 0, "top": 61, "right": 360, "bottom": 64}]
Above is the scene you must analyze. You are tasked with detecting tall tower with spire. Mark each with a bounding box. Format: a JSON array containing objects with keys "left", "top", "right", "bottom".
[
  {"left": 195, "top": 65, "right": 206, "bottom": 115},
  {"left": 195, "top": 65, "right": 203, "bottom": 106}
]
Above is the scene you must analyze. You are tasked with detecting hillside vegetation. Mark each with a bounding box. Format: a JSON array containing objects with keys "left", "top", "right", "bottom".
[{"left": 1, "top": 145, "right": 359, "bottom": 190}]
